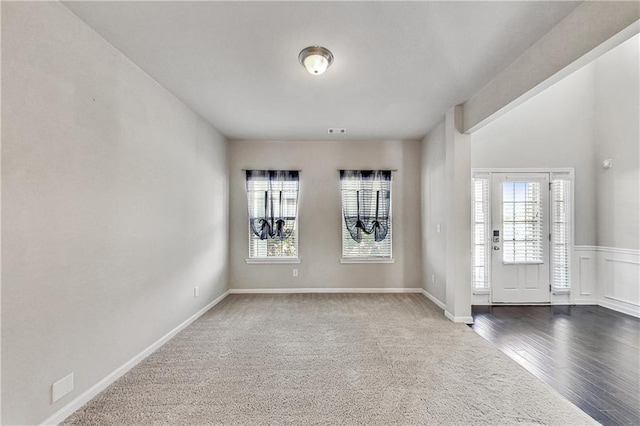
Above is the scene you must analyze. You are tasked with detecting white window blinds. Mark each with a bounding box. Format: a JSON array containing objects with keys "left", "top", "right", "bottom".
[
  {"left": 551, "top": 176, "right": 571, "bottom": 291},
  {"left": 472, "top": 176, "right": 489, "bottom": 290}
]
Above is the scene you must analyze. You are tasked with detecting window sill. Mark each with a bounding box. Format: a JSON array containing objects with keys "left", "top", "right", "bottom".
[
  {"left": 245, "top": 258, "right": 301, "bottom": 264},
  {"left": 552, "top": 289, "right": 571, "bottom": 295},
  {"left": 473, "top": 289, "right": 490, "bottom": 295},
  {"left": 340, "top": 258, "right": 395, "bottom": 264}
]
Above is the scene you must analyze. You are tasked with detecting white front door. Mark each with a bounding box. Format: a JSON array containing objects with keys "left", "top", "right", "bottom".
[{"left": 491, "top": 173, "right": 550, "bottom": 303}]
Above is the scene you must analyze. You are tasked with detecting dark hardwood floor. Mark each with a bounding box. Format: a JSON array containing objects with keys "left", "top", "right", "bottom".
[{"left": 470, "top": 305, "right": 640, "bottom": 426}]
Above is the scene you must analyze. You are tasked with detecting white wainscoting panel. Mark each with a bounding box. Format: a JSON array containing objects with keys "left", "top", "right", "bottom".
[
  {"left": 571, "top": 246, "right": 639, "bottom": 317},
  {"left": 472, "top": 293, "right": 491, "bottom": 305},
  {"left": 573, "top": 246, "right": 598, "bottom": 305},
  {"left": 597, "top": 247, "right": 640, "bottom": 317}
]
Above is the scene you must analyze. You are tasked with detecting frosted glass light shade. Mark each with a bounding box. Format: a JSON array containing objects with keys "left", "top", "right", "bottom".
[
  {"left": 304, "top": 54, "right": 329, "bottom": 75},
  {"left": 298, "top": 46, "right": 334, "bottom": 76}
]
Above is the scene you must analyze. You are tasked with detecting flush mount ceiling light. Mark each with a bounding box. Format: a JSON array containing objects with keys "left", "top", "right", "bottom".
[{"left": 298, "top": 46, "right": 334, "bottom": 76}]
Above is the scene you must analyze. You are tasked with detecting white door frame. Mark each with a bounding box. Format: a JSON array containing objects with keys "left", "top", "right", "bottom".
[
  {"left": 491, "top": 172, "right": 550, "bottom": 303},
  {"left": 471, "top": 168, "right": 575, "bottom": 305}
]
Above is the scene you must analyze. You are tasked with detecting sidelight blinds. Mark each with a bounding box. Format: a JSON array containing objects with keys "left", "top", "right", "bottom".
[
  {"left": 472, "top": 176, "right": 489, "bottom": 291},
  {"left": 550, "top": 176, "right": 571, "bottom": 291}
]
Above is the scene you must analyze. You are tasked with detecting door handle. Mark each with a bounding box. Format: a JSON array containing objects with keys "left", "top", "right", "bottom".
[{"left": 493, "top": 246, "right": 500, "bottom": 250}]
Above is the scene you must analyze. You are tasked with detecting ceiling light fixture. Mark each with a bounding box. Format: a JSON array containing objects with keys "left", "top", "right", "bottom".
[{"left": 298, "top": 46, "right": 334, "bottom": 76}]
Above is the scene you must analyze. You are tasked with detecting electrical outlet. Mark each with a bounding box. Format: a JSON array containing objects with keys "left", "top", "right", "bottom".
[
  {"left": 436, "top": 224, "right": 441, "bottom": 233},
  {"left": 52, "top": 373, "right": 74, "bottom": 403},
  {"left": 293, "top": 269, "right": 298, "bottom": 277},
  {"left": 431, "top": 274, "right": 435, "bottom": 284},
  {"left": 194, "top": 286, "right": 200, "bottom": 298}
]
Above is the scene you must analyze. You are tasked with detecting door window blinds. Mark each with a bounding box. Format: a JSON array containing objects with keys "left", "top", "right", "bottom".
[{"left": 502, "top": 181, "right": 543, "bottom": 264}]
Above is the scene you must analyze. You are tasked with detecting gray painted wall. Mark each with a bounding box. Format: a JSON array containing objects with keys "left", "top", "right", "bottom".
[
  {"left": 463, "top": 1, "right": 639, "bottom": 133},
  {"left": 471, "top": 62, "right": 598, "bottom": 246},
  {"left": 423, "top": 33, "right": 640, "bottom": 311},
  {"left": 471, "top": 34, "right": 639, "bottom": 251},
  {"left": 1, "top": 3, "right": 229, "bottom": 424},
  {"left": 228, "top": 140, "right": 422, "bottom": 290},
  {"left": 420, "top": 122, "right": 447, "bottom": 303},
  {"left": 594, "top": 34, "right": 639, "bottom": 250}
]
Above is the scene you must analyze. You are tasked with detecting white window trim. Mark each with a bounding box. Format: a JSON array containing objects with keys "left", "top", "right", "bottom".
[
  {"left": 471, "top": 172, "right": 490, "bottom": 294},
  {"left": 246, "top": 170, "right": 300, "bottom": 260},
  {"left": 340, "top": 257, "right": 395, "bottom": 264},
  {"left": 340, "top": 172, "right": 393, "bottom": 261},
  {"left": 471, "top": 168, "right": 575, "bottom": 298},
  {"left": 245, "top": 257, "right": 301, "bottom": 264}
]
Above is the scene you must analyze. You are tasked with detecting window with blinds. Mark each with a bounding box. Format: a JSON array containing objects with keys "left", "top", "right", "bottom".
[
  {"left": 341, "top": 174, "right": 392, "bottom": 259},
  {"left": 472, "top": 176, "right": 489, "bottom": 290},
  {"left": 551, "top": 177, "right": 571, "bottom": 291},
  {"left": 502, "top": 181, "right": 543, "bottom": 264},
  {"left": 249, "top": 224, "right": 298, "bottom": 258},
  {"left": 246, "top": 174, "right": 298, "bottom": 258}
]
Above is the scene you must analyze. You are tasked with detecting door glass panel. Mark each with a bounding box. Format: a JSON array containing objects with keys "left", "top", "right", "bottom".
[{"left": 502, "top": 181, "right": 543, "bottom": 264}]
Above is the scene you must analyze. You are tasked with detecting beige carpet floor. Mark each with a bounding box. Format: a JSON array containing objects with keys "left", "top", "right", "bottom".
[{"left": 63, "top": 294, "right": 597, "bottom": 425}]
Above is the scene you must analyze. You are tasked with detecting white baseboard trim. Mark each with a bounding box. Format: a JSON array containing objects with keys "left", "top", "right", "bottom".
[
  {"left": 229, "top": 288, "right": 423, "bottom": 294},
  {"left": 41, "top": 290, "right": 230, "bottom": 426},
  {"left": 573, "top": 299, "right": 598, "bottom": 305},
  {"left": 444, "top": 310, "right": 474, "bottom": 324},
  {"left": 420, "top": 290, "right": 474, "bottom": 324},
  {"left": 421, "top": 289, "right": 446, "bottom": 310},
  {"left": 598, "top": 297, "right": 640, "bottom": 318}
]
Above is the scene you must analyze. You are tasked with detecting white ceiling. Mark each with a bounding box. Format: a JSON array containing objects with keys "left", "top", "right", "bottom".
[{"left": 63, "top": 1, "right": 581, "bottom": 141}]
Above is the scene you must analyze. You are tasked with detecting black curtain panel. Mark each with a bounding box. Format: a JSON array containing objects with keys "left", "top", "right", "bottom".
[
  {"left": 246, "top": 170, "right": 299, "bottom": 241},
  {"left": 340, "top": 170, "right": 391, "bottom": 243}
]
